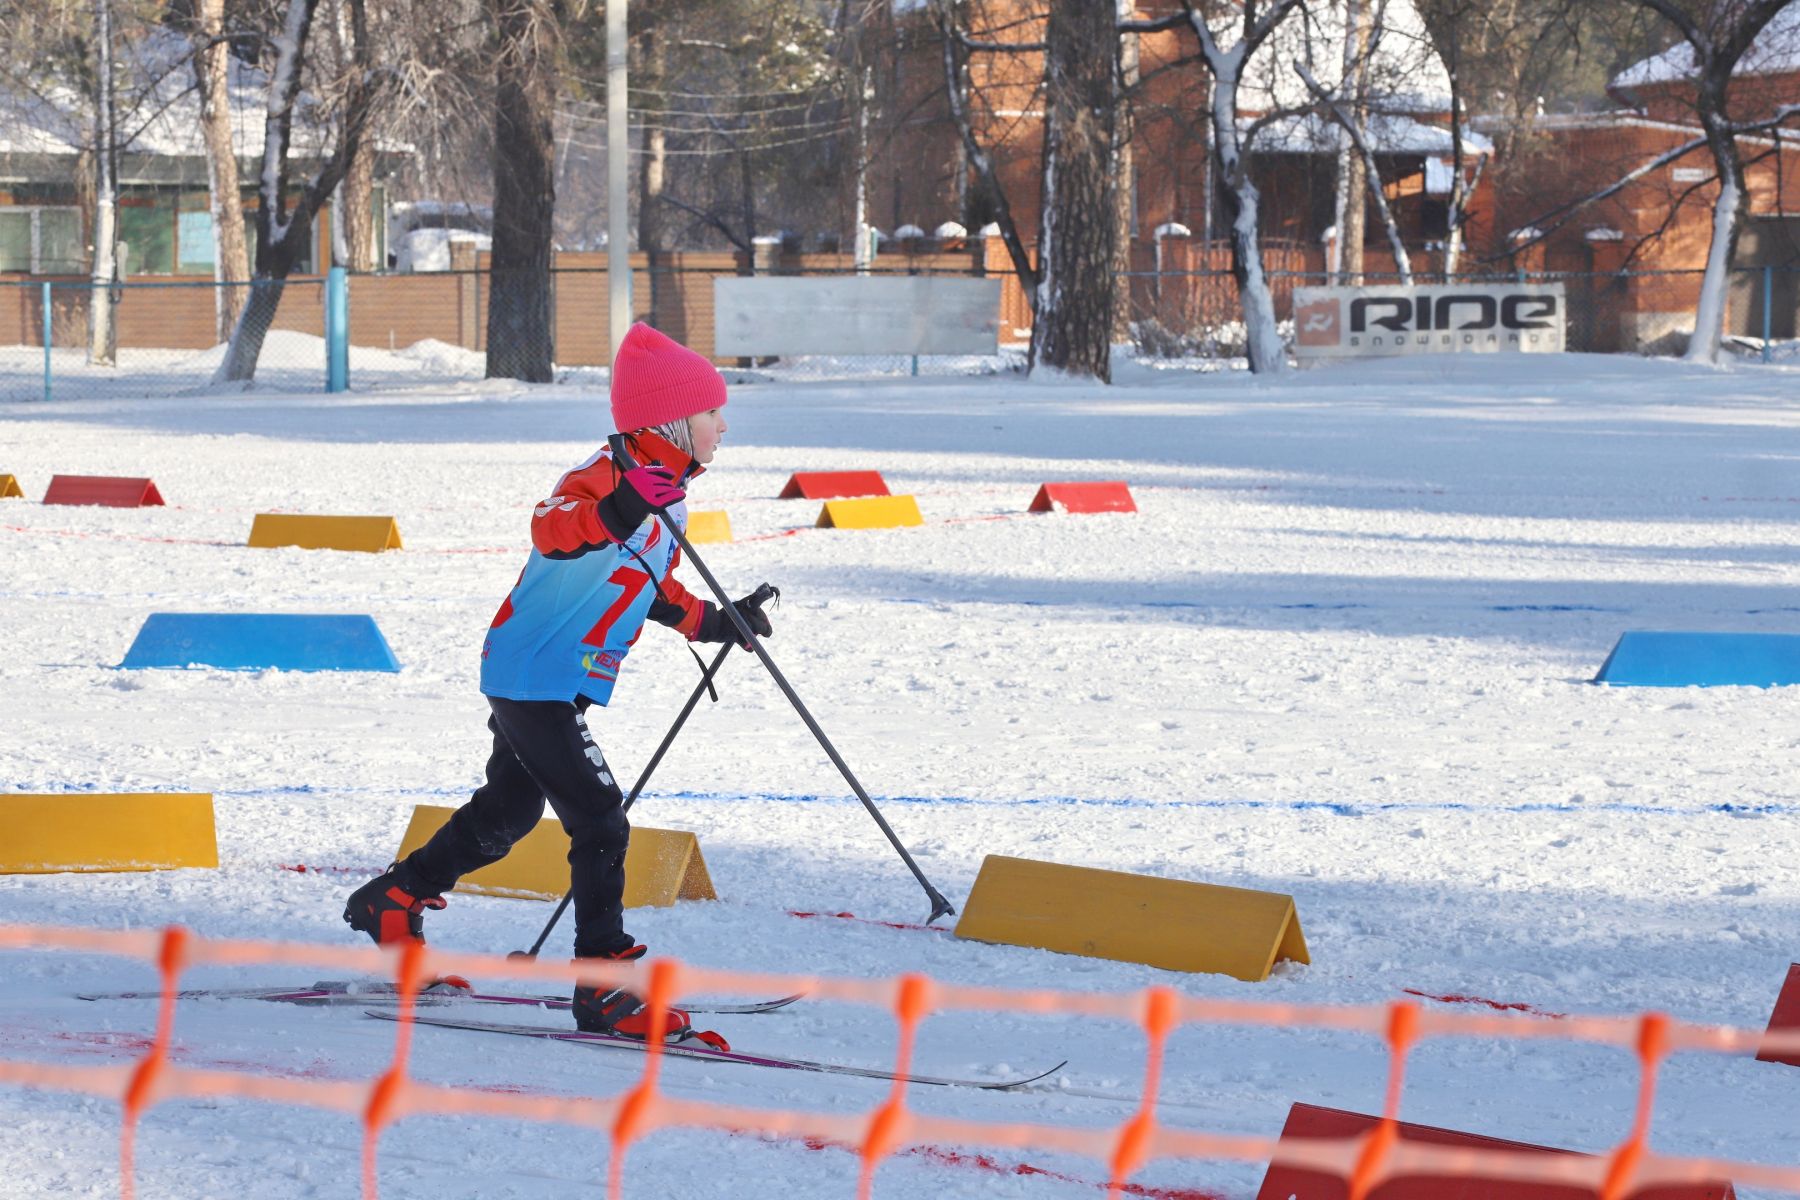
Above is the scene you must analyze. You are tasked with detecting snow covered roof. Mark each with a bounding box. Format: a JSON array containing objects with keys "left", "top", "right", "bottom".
[
  {"left": 0, "top": 28, "right": 403, "bottom": 177},
  {"left": 1249, "top": 112, "right": 1490, "bottom": 156},
  {"left": 1611, "top": 6, "right": 1800, "bottom": 89},
  {"left": 1232, "top": 0, "right": 1454, "bottom": 116}
]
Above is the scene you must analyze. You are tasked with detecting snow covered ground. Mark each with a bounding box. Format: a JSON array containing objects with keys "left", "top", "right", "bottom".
[{"left": 3, "top": 351, "right": 1800, "bottom": 1198}]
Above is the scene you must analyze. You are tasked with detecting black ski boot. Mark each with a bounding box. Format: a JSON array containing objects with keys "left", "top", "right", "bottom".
[
  {"left": 571, "top": 944, "right": 722, "bottom": 1047},
  {"left": 343, "top": 861, "right": 447, "bottom": 947}
]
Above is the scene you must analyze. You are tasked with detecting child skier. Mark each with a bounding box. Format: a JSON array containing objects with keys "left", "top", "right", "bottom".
[{"left": 344, "top": 322, "right": 773, "bottom": 1046}]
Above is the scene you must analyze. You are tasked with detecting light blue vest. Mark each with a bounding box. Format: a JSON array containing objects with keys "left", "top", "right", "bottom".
[{"left": 480, "top": 453, "right": 690, "bottom": 705}]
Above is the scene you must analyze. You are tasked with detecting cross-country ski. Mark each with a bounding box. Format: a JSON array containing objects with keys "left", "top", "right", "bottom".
[
  {"left": 76, "top": 980, "right": 807, "bottom": 1016},
  {"left": 367, "top": 1009, "right": 1066, "bottom": 1092}
]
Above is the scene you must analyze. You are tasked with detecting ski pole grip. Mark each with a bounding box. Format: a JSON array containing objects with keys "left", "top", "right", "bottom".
[{"left": 607, "top": 432, "right": 639, "bottom": 473}]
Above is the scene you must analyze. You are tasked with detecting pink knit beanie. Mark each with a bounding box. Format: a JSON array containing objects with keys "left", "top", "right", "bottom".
[{"left": 609, "top": 322, "right": 728, "bottom": 433}]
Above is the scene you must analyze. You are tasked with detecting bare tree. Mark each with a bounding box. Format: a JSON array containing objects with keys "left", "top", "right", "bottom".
[
  {"left": 931, "top": 0, "right": 1119, "bottom": 379},
  {"left": 1415, "top": 0, "right": 1672, "bottom": 267},
  {"left": 187, "top": 0, "right": 250, "bottom": 340},
  {"left": 1127, "top": 0, "right": 1309, "bottom": 375},
  {"left": 1333, "top": 0, "right": 1373, "bottom": 282},
  {"left": 484, "top": 0, "right": 561, "bottom": 382},
  {"left": 1626, "top": 0, "right": 1793, "bottom": 362},
  {"left": 1295, "top": 60, "right": 1413, "bottom": 283},
  {"left": 90, "top": 0, "right": 119, "bottom": 366},
  {"left": 932, "top": 0, "right": 1040, "bottom": 312},
  {"left": 1113, "top": 3, "right": 1139, "bottom": 340},
  {"left": 1420, "top": 0, "right": 1489, "bottom": 277},
  {"left": 1032, "top": 0, "right": 1117, "bottom": 378},
  {"left": 214, "top": 0, "right": 379, "bottom": 383},
  {"left": 330, "top": 0, "right": 377, "bottom": 271}
]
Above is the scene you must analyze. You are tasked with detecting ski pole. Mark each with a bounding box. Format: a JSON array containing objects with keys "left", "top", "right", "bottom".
[
  {"left": 508, "top": 634, "right": 740, "bottom": 960},
  {"left": 609, "top": 434, "right": 956, "bottom": 925}
]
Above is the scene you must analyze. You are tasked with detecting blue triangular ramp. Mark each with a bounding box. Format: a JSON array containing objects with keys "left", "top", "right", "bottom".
[
  {"left": 121, "top": 613, "right": 401, "bottom": 673},
  {"left": 1595, "top": 631, "right": 1800, "bottom": 687}
]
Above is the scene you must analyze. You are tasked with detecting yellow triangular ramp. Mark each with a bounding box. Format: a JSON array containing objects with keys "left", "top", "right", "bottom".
[
  {"left": 249, "top": 514, "right": 403, "bottom": 553},
  {"left": 686, "top": 510, "right": 733, "bottom": 543},
  {"left": 396, "top": 805, "right": 716, "bottom": 907},
  {"left": 816, "top": 495, "right": 923, "bottom": 529},
  {"left": 1, "top": 793, "right": 217, "bottom": 873},
  {"left": 953, "top": 854, "right": 1308, "bottom": 981}
]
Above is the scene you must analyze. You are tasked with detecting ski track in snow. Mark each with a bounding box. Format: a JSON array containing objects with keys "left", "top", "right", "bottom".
[{"left": 2, "top": 352, "right": 1800, "bottom": 1197}]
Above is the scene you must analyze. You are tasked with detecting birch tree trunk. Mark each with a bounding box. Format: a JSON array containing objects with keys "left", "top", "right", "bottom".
[
  {"left": 194, "top": 0, "right": 250, "bottom": 340},
  {"left": 89, "top": 0, "right": 118, "bottom": 366},
  {"left": 1626, "top": 0, "right": 1790, "bottom": 363},
  {"left": 1111, "top": 2, "right": 1138, "bottom": 342},
  {"left": 1171, "top": 0, "right": 1307, "bottom": 375},
  {"left": 485, "top": 0, "right": 560, "bottom": 382},
  {"left": 1336, "top": 0, "right": 1369, "bottom": 283},
  {"left": 1296, "top": 63, "right": 1410, "bottom": 283},
  {"left": 214, "top": 0, "right": 374, "bottom": 383},
  {"left": 1031, "top": 0, "right": 1115, "bottom": 381},
  {"left": 1685, "top": 93, "right": 1746, "bottom": 364}
]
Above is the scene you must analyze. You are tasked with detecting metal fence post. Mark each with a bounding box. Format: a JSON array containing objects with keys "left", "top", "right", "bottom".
[
  {"left": 41, "top": 281, "right": 52, "bottom": 402},
  {"left": 325, "top": 266, "right": 349, "bottom": 392},
  {"left": 1764, "top": 264, "right": 1774, "bottom": 365}
]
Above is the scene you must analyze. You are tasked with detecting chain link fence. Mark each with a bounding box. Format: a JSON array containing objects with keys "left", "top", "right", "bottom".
[
  {"left": 336, "top": 260, "right": 1030, "bottom": 385},
  {"left": 1124, "top": 266, "right": 1800, "bottom": 364},
  {"left": 0, "top": 278, "right": 330, "bottom": 402},
  {"left": 3, "top": 262, "right": 1794, "bottom": 402}
]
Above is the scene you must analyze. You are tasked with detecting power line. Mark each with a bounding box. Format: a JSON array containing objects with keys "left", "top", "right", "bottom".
[
  {"left": 556, "top": 108, "right": 850, "bottom": 138},
  {"left": 560, "top": 122, "right": 851, "bottom": 156}
]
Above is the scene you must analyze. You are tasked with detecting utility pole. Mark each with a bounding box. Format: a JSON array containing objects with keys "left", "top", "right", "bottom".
[
  {"left": 90, "top": 0, "right": 118, "bottom": 365},
  {"left": 607, "top": 0, "right": 631, "bottom": 354}
]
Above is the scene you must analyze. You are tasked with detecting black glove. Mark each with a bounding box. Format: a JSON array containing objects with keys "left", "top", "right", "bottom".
[
  {"left": 694, "top": 588, "right": 775, "bottom": 647},
  {"left": 599, "top": 464, "right": 684, "bottom": 541}
]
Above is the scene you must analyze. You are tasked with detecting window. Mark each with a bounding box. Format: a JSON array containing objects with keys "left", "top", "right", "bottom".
[
  {"left": 119, "top": 194, "right": 176, "bottom": 275},
  {"left": 0, "top": 207, "right": 84, "bottom": 274},
  {"left": 179, "top": 211, "right": 216, "bottom": 271},
  {"left": 38, "top": 210, "right": 82, "bottom": 272},
  {"left": 0, "top": 211, "right": 29, "bottom": 272}
]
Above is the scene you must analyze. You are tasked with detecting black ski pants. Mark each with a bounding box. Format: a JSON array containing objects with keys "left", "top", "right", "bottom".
[{"left": 402, "top": 695, "right": 635, "bottom": 959}]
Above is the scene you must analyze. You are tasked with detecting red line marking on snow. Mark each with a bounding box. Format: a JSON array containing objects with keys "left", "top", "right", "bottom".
[
  {"left": 740, "top": 511, "right": 1023, "bottom": 542},
  {"left": 0, "top": 525, "right": 235, "bottom": 548},
  {"left": 788, "top": 1135, "right": 1224, "bottom": 1199},
  {"left": 277, "top": 863, "right": 382, "bottom": 876},
  {"left": 941, "top": 513, "right": 1025, "bottom": 526},
  {"left": 1401, "top": 988, "right": 1567, "bottom": 1020},
  {"left": 786, "top": 910, "right": 948, "bottom": 935}
]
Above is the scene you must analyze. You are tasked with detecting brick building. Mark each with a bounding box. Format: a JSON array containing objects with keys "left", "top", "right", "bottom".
[
  {"left": 867, "top": 1, "right": 1800, "bottom": 352},
  {"left": 1480, "top": 8, "right": 1800, "bottom": 350},
  {"left": 869, "top": 0, "right": 1473, "bottom": 258}
]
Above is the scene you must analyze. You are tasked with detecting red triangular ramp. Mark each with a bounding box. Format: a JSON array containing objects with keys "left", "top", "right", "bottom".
[
  {"left": 1758, "top": 962, "right": 1800, "bottom": 1066},
  {"left": 43, "top": 475, "right": 165, "bottom": 507},
  {"left": 1028, "top": 481, "right": 1135, "bottom": 514},
  {"left": 779, "top": 471, "right": 889, "bottom": 500},
  {"left": 1255, "top": 1102, "right": 1734, "bottom": 1199}
]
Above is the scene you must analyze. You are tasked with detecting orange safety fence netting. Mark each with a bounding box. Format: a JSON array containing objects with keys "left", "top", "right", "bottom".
[{"left": 2, "top": 922, "right": 1799, "bottom": 1199}]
